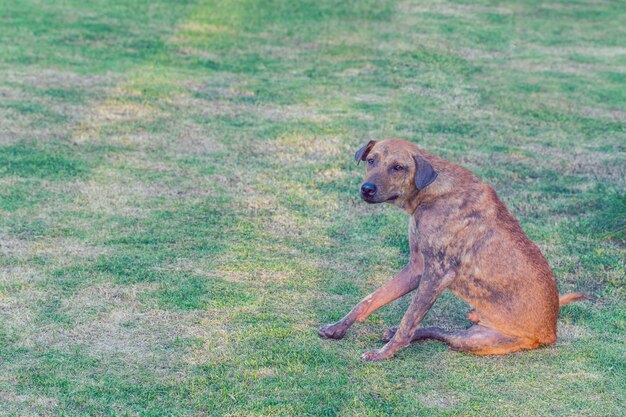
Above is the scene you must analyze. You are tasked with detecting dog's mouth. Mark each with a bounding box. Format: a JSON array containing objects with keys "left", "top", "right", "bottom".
[{"left": 361, "top": 194, "right": 399, "bottom": 204}]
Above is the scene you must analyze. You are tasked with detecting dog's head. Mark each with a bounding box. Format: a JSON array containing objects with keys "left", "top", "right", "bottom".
[{"left": 355, "top": 139, "right": 437, "bottom": 205}]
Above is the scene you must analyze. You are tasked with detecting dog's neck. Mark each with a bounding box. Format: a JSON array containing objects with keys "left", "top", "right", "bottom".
[
  {"left": 396, "top": 175, "right": 454, "bottom": 215},
  {"left": 394, "top": 189, "right": 421, "bottom": 214}
]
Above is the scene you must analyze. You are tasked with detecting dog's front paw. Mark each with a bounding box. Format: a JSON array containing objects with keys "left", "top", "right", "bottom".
[
  {"left": 361, "top": 348, "right": 393, "bottom": 362},
  {"left": 318, "top": 322, "right": 348, "bottom": 339}
]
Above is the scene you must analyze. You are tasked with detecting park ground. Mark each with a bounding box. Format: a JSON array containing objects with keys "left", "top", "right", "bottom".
[{"left": 0, "top": 0, "right": 624, "bottom": 415}]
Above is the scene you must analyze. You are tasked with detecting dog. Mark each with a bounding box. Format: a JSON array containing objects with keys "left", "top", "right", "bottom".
[{"left": 318, "top": 138, "right": 587, "bottom": 361}]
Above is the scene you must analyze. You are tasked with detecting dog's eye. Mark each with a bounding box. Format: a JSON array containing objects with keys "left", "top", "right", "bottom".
[
  {"left": 393, "top": 165, "right": 404, "bottom": 171},
  {"left": 367, "top": 158, "right": 374, "bottom": 165}
]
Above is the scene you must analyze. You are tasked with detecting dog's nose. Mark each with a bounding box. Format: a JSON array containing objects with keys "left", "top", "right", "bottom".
[{"left": 361, "top": 182, "right": 377, "bottom": 197}]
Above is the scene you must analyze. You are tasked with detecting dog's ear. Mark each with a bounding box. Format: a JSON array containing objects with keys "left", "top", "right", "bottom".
[
  {"left": 413, "top": 155, "right": 438, "bottom": 189},
  {"left": 354, "top": 140, "right": 377, "bottom": 164}
]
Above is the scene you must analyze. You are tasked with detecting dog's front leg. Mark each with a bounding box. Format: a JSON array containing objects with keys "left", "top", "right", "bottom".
[
  {"left": 361, "top": 269, "right": 456, "bottom": 361},
  {"left": 318, "top": 264, "right": 422, "bottom": 339}
]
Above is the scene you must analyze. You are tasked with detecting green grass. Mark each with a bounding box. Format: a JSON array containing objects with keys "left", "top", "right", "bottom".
[{"left": 1, "top": 0, "right": 624, "bottom": 415}]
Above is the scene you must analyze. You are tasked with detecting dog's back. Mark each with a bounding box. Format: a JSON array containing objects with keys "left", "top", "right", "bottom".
[
  {"left": 406, "top": 148, "right": 560, "bottom": 343},
  {"left": 444, "top": 180, "right": 560, "bottom": 344}
]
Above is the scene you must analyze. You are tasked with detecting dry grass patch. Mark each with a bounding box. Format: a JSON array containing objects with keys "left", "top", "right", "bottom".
[
  {"left": 73, "top": 177, "right": 167, "bottom": 217},
  {"left": 2, "top": 69, "right": 116, "bottom": 90},
  {"left": 185, "top": 72, "right": 246, "bottom": 95},
  {"left": 0, "top": 267, "right": 46, "bottom": 348},
  {"left": 318, "top": 166, "right": 350, "bottom": 181},
  {"left": 261, "top": 133, "right": 348, "bottom": 163},
  {"left": 0, "top": 236, "right": 107, "bottom": 263},
  {"left": 105, "top": 129, "right": 219, "bottom": 155},
  {"left": 579, "top": 106, "right": 626, "bottom": 122},
  {"left": 557, "top": 322, "right": 590, "bottom": 343},
  {"left": 71, "top": 159, "right": 215, "bottom": 216},
  {"left": 508, "top": 59, "right": 624, "bottom": 76},
  {"left": 336, "top": 63, "right": 376, "bottom": 78},
  {"left": 217, "top": 268, "right": 297, "bottom": 285},
  {"left": 523, "top": 143, "right": 625, "bottom": 184},
  {"left": 0, "top": 68, "right": 132, "bottom": 146},
  {"left": 398, "top": 2, "right": 513, "bottom": 16},
  {"left": 402, "top": 84, "right": 485, "bottom": 114},
  {"left": 175, "top": 46, "right": 222, "bottom": 62},
  {"left": 173, "top": 20, "right": 236, "bottom": 42},
  {"left": 417, "top": 391, "right": 458, "bottom": 410},
  {"left": 34, "top": 282, "right": 219, "bottom": 379},
  {"left": 0, "top": 391, "right": 59, "bottom": 417},
  {"left": 0, "top": 85, "right": 24, "bottom": 101},
  {"left": 458, "top": 47, "right": 508, "bottom": 61},
  {"left": 183, "top": 312, "right": 239, "bottom": 367},
  {"left": 530, "top": 46, "right": 626, "bottom": 58},
  {"left": 175, "top": 93, "right": 328, "bottom": 123},
  {"left": 263, "top": 210, "right": 334, "bottom": 246},
  {"left": 91, "top": 99, "right": 165, "bottom": 123},
  {"left": 353, "top": 92, "right": 392, "bottom": 104}
]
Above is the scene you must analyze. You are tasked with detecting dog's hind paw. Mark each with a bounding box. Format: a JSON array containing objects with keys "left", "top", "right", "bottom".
[
  {"left": 466, "top": 310, "right": 479, "bottom": 324},
  {"left": 381, "top": 326, "right": 398, "bottom": 343}
]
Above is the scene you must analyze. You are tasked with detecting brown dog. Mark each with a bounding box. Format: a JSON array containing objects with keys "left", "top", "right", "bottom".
[{"left": 319, "top": 138, "right": 587, "bottom": 361}]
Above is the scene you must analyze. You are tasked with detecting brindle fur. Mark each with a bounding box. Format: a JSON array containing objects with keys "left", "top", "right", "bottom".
[{"left": 319, "top": 138, "right": 588, "bottom": 361}]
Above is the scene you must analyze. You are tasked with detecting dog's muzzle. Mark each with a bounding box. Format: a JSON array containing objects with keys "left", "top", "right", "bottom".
[{"left": 360, "top": 182, "right": 377, "bottom": 199}]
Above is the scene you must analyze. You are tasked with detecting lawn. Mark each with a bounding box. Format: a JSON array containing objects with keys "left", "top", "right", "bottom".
[{"left": 0, "top": 0, "right": 624, "bottom": 415}]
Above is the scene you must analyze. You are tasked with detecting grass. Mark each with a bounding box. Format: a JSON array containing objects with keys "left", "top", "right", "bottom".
[{"left": 0, "top": 0, "right": 624, "bottom": 415}]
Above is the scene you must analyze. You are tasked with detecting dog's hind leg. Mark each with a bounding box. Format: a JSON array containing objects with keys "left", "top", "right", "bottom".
[{"left": 406, "top": 325, "right": 538, "bottom": 355}]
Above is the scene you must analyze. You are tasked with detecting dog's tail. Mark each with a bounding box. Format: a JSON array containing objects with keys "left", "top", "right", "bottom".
[{"left": 559, "top": 293, "right": 590, "bottom": 307}]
